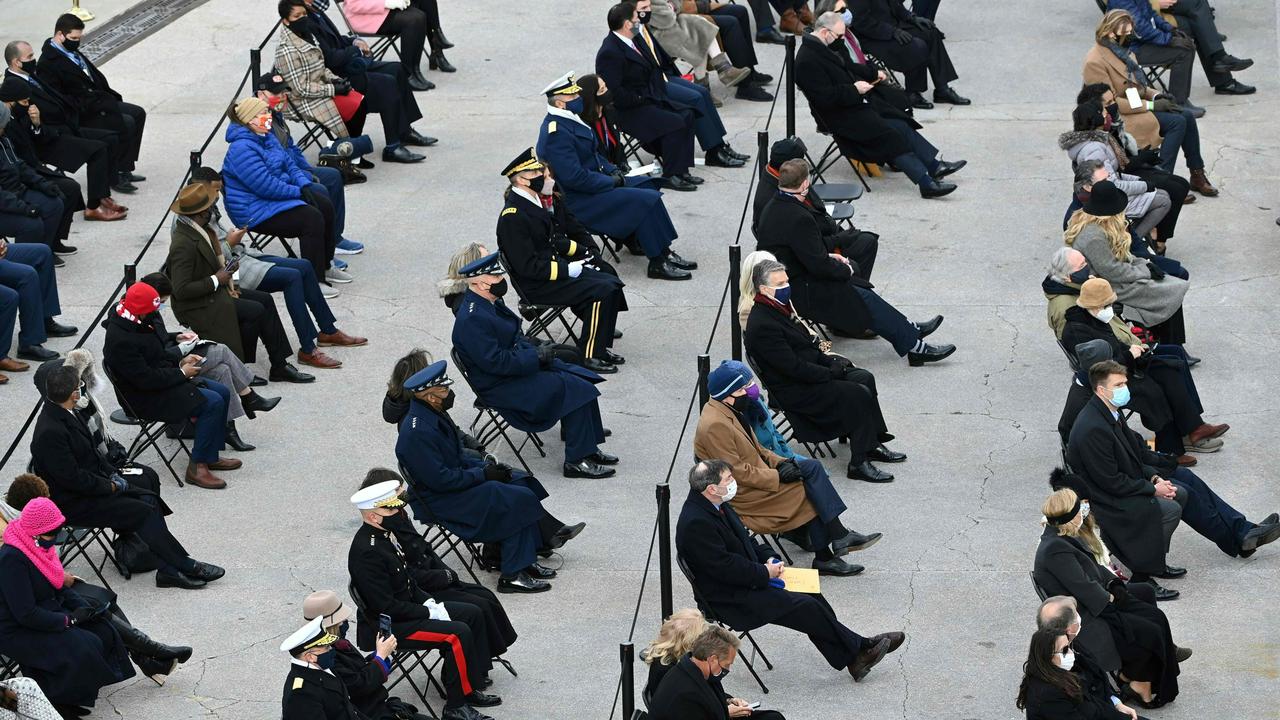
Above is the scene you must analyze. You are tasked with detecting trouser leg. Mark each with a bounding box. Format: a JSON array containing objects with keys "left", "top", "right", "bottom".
[
  {"left": 393, "top": 618, "right": 479, "bottom": 708},
  {"left": 1131, "top": 189, "right": 1171, "bottom": 239},
  {"left": 433, "top": 586, "right": 515, "bottom": 656},
  {"left": 238, "top": 287, "right": 293, "bottom": 365},
  {"left": 1156, "top": 495, "right": 1184, "bottom": 555},
  {"left": 257, "top": 265, "right": 319, "bottom": 353},
  {"left": 302, "top": 182, "right": 338, "bottom": 261},
  {"left": 1134, "top": 43, "right": 1195, "bottom": 104},
  {"left": 0, "top": 261, "right": 48, "bottom": 349},
  {"left": 666, "top": 78, "right": 726, "bottom": 151},
  {"left": 711, "top": 7, "right": 759, "bottom": 67},
  {"left": 831, "top": 230, "right": 878, "bottom": 280},
  {"left": 117, "top": 102, "right": 147, "bottom": 168},
  {"left": 573, "top": 294, "right": 618, "bottom": 360},
  {"left": 0, "top": 286, "right": 18, "bottom": 359},
  {"left": 769, "top": 593, "right": 866, "bottom": 669},
  {"left": 312, "top": 166, "right": 346, "bottom": 240},
  {"left": 746, "top": 0, "right": 776, "bottom": 30},
  {"left": 251, "top": 205, "right": 328, "bottom": 277},
  {"left": 5, "top": 242, "right": 60, "bottom": 318},
  {"left": 918, "top": 26, "right": 958, "bottom": 89},
  {"left": 19, "top": 190, "right": 63, "bottom": 247},
  {"left": 380, "top": 7, "right": 428, "bottom": 71},
  {"left": 190, "top": 384, "right": 227, "bottom": 463},
  {"left": 135, "top": 508, "right": 193, "bottom": 573},
  {"left": 1169, "top": 0, "right": 1230, "bottom": 86},
  {"left": 560, "top": 400, "right": 604, "bottom": 463},
  {"left": 497, "top": 522, "right": 539, "bottom": 576},
  {"left": 855, "top": 287, "right": 918, "bottom": 355},
  {"left": 796, "top": 457, "right": 847, "bottom": 524},
  {"left": 1170, "top": 466, "right": 1255, "bottom": 556}
]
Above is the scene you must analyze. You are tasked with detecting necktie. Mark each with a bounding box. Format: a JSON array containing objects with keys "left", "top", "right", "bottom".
[{"left": 638, "top": 29, "right": 668, "bottom": 83}]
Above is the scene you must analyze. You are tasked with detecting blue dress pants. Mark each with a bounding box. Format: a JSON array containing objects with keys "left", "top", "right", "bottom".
[
  {"left": 191, "top": 380, "right": 230, "bottom": 464},
  {"left": 856, "top": 286, "right": 919, "bottom": 355},
  {"left": 256, "top": 256, "right": 338, "bottom": 353},
  {"left": 882, "top": 117, "right": 939, "bottom": 186},
  {"left": 664, "top": 77, "right": 726, "bottom": 152},
  {"left": 0, "top": 243, "right": 61, "bottom": 348},
  {"left": 0, "top": 190, "right": 63, "bottom": 246},
  {"left": 1169, "top": 466, "right": 1255, "bottom": 557},
  {"left": 1155, "top": 110, "right": 1204, "bottom": 173}
]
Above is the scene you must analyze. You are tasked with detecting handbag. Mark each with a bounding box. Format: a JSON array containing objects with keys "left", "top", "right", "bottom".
[{"left": 112, "top": 532, "right": 160, "bottom": 573}]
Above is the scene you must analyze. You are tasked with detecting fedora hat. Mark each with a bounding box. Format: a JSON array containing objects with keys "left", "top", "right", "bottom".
[
  {"left": 170, "top": 182, "right": 217, "bottom": 216},
  {"left": 1082, "top": 180, "right": 1128, "bottom": 217}
]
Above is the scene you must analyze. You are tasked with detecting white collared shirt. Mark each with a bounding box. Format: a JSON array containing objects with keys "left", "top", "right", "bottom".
[
  {"left": 547, "top": 105, "right": 590, "bottom": 129},
  {"left": 289, "top": 658, "right": 334, "bottom": 676},
  {"left": 510, "top": 186, "right": 542, "bottom": 208},
  {"left": 613, "top": 30, "right": 639, "bottom": 53}
]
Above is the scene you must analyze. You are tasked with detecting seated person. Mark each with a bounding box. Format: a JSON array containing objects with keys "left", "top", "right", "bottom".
[
  {"left": 0, "top": 236, "right": 75, "bottom": 362},
  {"left": 796, "top": 12, "right": 964, "bottom": 198},
  {"left": 1075, "top": 83, "right": 1192, "bottom": 210},
  {"left": 743, "top": 259, "right": 903, "bottom": 482},
  {"left": 676, "top": 460, "right": 905, "bottom": 681},
  {"left": 752, "top": 138, "right": 878, "bottom": 283},
  {"left": 694, "top": 359, "right": 881, "bottom": 575},
  {"left": 382, "top": 348, "right": 490, "bottom": 462},
  {"left": 845, "top": 0, "right": 967, "bottom": 108},
  {"left": 1064, "top": 278, "right": 1221, "bottom": 458},
  {"left": 168, "top": 180, "right": 318, "bottom": 383},
  {"left": 1067, "top": 360, "right": 1280, "bottom": 587},
  {"left": 301, "top": 589, "right": 431, "bottom": 720},
  {"left": 496, "top": 147, "right": 629, "bottom": 372},
  {"left": 576, "top": 74, "right": 632, "bottom": 171},
  {"left": 1035, "top": 489, "right": 1186, "bottom": 709},
  {"left": 450, "top": 252, "right": 618, "bottom": 479},
  {"left": 280, "top": 617, "right": 361, "bottom": 720},
  {"left": 756, "top": 161, "right": 953, "bottom": 365},
  {"left": 0, "top": 103, "right": 67, "bottom": 251},
  {"left": 1064, "top": 181, "right": 1188, "bottom": 343},
  {"left": 102, "top": 282, "right": 240, "bottom": 490},
  {"left": 340, "top": 0, "right": 451, "bottom": 88},
  {"left": 438, "top": 242, "right": 488, "bottom": 314},
  {"left": 1069, "top": 163, "right": 1187, "bottom": 282},
  {"left": 535, "top": 80, "right": 696, "bottom": 281},
  {"left": 1083, "top": 11, "right": 1215, "bottom": 192},
  {"left": 678, "top": 0, "right": 775, "bottom": 100},
  {"left": 641, "top": 609, "right": 781, "bottom": 719},
  {"left": 647, "top": 625, "right": 780, "bottom": 720},
  {"left": 1108, "top": 0, "right": 1253, "bottom": 103},
  {"left": 30, "top": 365, "right": 225, "bottom": 590},
  {"left": 276, "top": 0, "right": 426, "bottom": 164},
  {"left": 1016, "top": 627, "right": 1147, "bottom": 720},
  {"left": 2, "top": 474, "right": 193, "bottom": 685},
  {"left": 645, "top": 1, "right": 752, "bottom": 95},
  {"left": 346, "top": 480, "right": 502, "bottom": 718},
  {"left": 395, "top": 361, "right": 580, "bottom": 592},
  {"left": 0, "top": 497, "right": 134, "bottom": 716},
  {"left": 595, "top": 2, "right": 748, "bottom": 192}
]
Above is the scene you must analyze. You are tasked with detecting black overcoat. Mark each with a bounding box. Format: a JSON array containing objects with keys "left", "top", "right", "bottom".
[
  {"left": 35, "top": 39, "right": 122, "bottom": 118},
  {"left": 647, "top": 655, "right": 729, "bottom": 720},
  {"left": 281, "top": 662, "right": 364, "bottom": 720},
  {"left": 102, "top": 313, "right": 205, "bottom": 423},
  {"left": 594, "top": 32, "right": 696, "bottom": 145},
  {"left": 1032, "top": 527, "right": 1122, "bottom": 671},
  {"left": 793, "top": 34, "right": 910, "bottom": 161}
]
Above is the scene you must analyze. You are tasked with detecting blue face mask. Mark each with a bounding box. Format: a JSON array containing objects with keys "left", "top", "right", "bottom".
[
  {"left": 1110, "top": 385, "right": 1130, "bottom": 408},
  {"left": 338, "top": 621, "right": 350, "bottom": 639},
  {"left": 36, "top": 536, "right": 57, "bottom": 549},
  {"left": 565, "top": 97, "right": 585, "bottom": 115},
  {"left": 771, "top": 285, "right": 791, "bottom": 305},
  {"left": 315, "top": 649, "right": 336, "bottom": 670},
  {"left": 840, "top": 9, "right": 852, "bottom": 25}
]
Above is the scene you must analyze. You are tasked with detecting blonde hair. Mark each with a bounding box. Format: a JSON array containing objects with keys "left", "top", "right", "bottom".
[
  {"left": 739, "top": 250, "right": 777, "bottom": 307},
  {"left": 1095, "top": 9, "right": 1134, "bottom": 45},
  {"left": 643, "top": 608, "right": 708, "bottom": 666},
  {"left": 437, "top": 242, "right": 488, "bottom": 298},
  {"left": 1041, "top": 489, "right": 1107, "bottom": 562},
  {"left": 1063, "top": 209, "right": 1131, "bottom": 262}
]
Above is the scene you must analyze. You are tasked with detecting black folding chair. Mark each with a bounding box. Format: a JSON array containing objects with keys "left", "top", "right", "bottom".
[
  {"left": 348, "top": 582, "right": 445, "bottom": 719},
  {"left": 398, "top": 462, "right": 487, "bottom": 584},
  {"left": 676, "top": 554, "right": 774, "bottom": 693},
  {"left": 0, "top": 653, "right": 19, "bottom": 680},
  {"left": 59, "top": 526, "right": 128, "bottom": 590},
  {"left": 247, "top": 231, "right": 297, "bottom": 258},
  {"left": 332, "top": 0, "right": 402, "bottom": 62},
  {"left": 102, "top": 365, "right": 189, "bottom": 487},
  {"left": 449, "top": 349, "right": 546, "bottom": 474},
  {"left": 499, "top": 251, "right": 580, "bottom": 347},
  {"left": 748, "top": 529, "right": 794, "bottom": 565},
  {"left": 806, "top": 133, "right": 871, "bottom": 192},
  {"left": 743, "top": 352, "right": 838, "bottom": 459},
  {"left": 863, "top": 53, "right": 903, "bottom": 89},
  {"left": 1030, "top": 570, "right": 1049, "bottom": 602}
]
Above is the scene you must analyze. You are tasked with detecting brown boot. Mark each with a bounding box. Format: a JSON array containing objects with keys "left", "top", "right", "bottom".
[
  {"left": 797, "top": 3, "right": 815, "bottom": 27},
  {"left": 1181, "top": 193, "right": 1195, "bottom": 204},
  {"left": 184, "top": 463, "right": 227, "bottom": 489},
  {"left": 208, "top": 457, "right": 243, "bottom": 471},
  {"left": 1189, "top": 168, "right": 1218, "bottom": 197},
  {"left": 778, "top": 8, "right": 805, "bottom": 34}
]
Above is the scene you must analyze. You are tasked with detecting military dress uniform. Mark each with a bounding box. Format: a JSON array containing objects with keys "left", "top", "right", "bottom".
[{"left": 280, "top": 618, "right": 363, "bottom": 720}]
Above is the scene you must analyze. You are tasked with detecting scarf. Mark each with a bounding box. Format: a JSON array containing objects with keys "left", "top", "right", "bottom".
[
  {"left": 594, "top": 117, "right": 617, "bottom": 149},
  {"left": 1, "top": 497, "right": 67, "bottom": 589},
  {"left": 1103, "top": 41, "right": 1148, "bottom": 89},
  {"left": 753, "top": 291, "right": 791, "bottom": 317},
  {"left": 1056, "top": 130, "right": 1129, "bottom": 170}
]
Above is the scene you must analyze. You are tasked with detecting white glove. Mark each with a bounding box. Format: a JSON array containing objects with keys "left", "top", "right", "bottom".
[
  {"left": 385, "top": 0, "right": 410, "bottom": 9},
  {"left": 568, "top": 261, "right": 584, "bottom": 278},
  {"left": 423, "top": 599, "right": 451, "bottom": 621}
]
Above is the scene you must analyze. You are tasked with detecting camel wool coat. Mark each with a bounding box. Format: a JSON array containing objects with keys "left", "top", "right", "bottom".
[{"left": 1081, "top": 43, "right": 1160, "bottom": 150}]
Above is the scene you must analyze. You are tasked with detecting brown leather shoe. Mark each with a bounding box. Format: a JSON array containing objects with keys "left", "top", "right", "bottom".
[
  {"left": 100, "top": 196, "right": 129, "bottom": 213},
  {"left": 1176, "top": 454, "right": 1198, "bottom": 467},
  {"left": 0, "top": 373, "right": 8, "bottom": 385},
  {"left": 0, "top": 358, "right": 30, "bottom": 372},
  {"left": 778, "top": 8, "right": 805, "bottom": 34},
  {"left": 1189, "top": 168, "right": 1218, "bottom": 197},
  {"left": 84, "top": 206, "right": 127, "bottom": 221},
  {"left": 184, "top": 463, "right": 227, "bottom": 489},
  {"left": 316, "top": 330, "right": 368, "bottom": 347},
  {"left": 1181, "top": 192, "right": 1195, "bottom": 205},
  {"left": 208, "top": 457, "right": 242, "bottom": 471},
  {"left": 298, "top": 349, "right": 342, "bottom": 368},
  {"left": 1187, "top": 422, "right": 1229, "bottom": 444},
  {"left": 848, "top": 637, "right": 890, "bottom": 682}
]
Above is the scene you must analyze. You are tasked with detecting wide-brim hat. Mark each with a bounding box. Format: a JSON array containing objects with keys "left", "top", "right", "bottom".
[
  {"left": 302, "top": 590, "right": 355, "bottom": 626},
  {"left": 1076, "top": 277, "right": 1118, "bottom": 309},
  {"left": 170, "top": 182, "right": 217, "bottom": 216},
  {"left": 1082, "top": 180, "right": 1128, "bottom": 217}
]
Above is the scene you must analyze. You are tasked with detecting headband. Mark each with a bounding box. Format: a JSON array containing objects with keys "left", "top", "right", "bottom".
[{"left": 1045, "top": 497, "right": 1082, "bottom": 526}]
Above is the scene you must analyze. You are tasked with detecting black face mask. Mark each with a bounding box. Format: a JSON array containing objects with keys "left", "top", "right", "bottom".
[
  {"left": 1069, "top": 266, "right": 1093, "bottom": 285},
  {"left": 441, "top": 388, "right": 456, "bottom": 411},
  {"left": 20, "top": 59, "right": 36, "bottom": 75},
  {"left": 528, "top": 175, "right": 546, "bottom": 193},
  {"left": 62, "top": 38, "right": 81, "bottom": 53},
  {"left": 488, "top": 278, "right": 509, "bottom": 298},
  {"left": 338, "top": 621, "right": 350, "bottom": 638},
  {"left": 1105, "top": 104, "right": 1120, "bottom": 122},
  {"left": 597, "top": 90, "right": 614, "bottom": 108},
  {"left": 287, "top": 17, "right": 316, "bottom": 41},
  {"left": 637, "top": 11, "right": 650, "bottom": 24}
]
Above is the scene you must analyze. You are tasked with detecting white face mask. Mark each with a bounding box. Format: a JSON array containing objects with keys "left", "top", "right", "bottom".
[
  {"left": 1058, "top": 649, "right": 1075, "bottom": 672},
  {"left": 540, "top": 177, "right": 555, "bottom": 196},
  {"left": 1094, "top": 307, "right": 1115, "bottom": 324},
  {"left": 718, "top": 479, "right": 738, "bottom": 503},
  {"left": 1079, "top": 501, "right": 1090, "bottom": 520},
  {"left": 75, "top": 393, "right": 90, "bottom": 410}
]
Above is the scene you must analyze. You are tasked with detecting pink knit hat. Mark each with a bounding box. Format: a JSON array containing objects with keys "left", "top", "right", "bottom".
[
  {"left": 1, "top": 497, "right": 67, "bottom": 589},
  {"left": 17, "top": 497, "right": 64, "bottom": 535}
]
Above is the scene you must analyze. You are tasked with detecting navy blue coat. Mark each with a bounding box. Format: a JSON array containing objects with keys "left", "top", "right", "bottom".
[
  {"left": 451, "top": 289, "right": 601, "bottom": 433},
  {"left": 0, "top": 545, "right": 133, "bottom": 706},
  {"left": 395, "top": 399, "right": 548, "bottom": 541},
  {"left": 594, "top": 32, "right": 696, "bottom": 144},
  {"left": 536, "top": 110, "right": 666, "bottom": 241}
]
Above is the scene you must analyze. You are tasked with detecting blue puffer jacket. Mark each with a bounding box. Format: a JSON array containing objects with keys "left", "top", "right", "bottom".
[
  {"left": 1107, "top": 0, "right": 1173, "bottom": 46},
  {"left": 221, "top": 123, "right": 309, "bottom": 228}
]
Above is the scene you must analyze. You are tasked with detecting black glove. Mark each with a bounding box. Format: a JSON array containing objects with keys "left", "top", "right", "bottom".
[
  {"left": 300, "top": 184, "right": 322, "bottom": 207},
  {"left": 1144, "top": 180, "right": 1156, "bottom": 192},
  {"left": 1146, "top": 261, "right": 1166, "bottom": 280},
  {"left": 483, "top": 463, "right": 513, "bottom": 482},
  {"left": 535, "top": 343, "right": 553, "bottom": 367},
  {"left": 1151, "top": 97, "right": 1179, "bottom": 113},
  {"left": 24, "top": 205, "right": 40, "bottom": 218},
  {"left": 549, "top": 344, "right": 581, "bottom": 364},
  {"left": 911, "top": 16, "right": 933, "bottom": 30},
  {"left": 331, "top": 78, "right": 352, "bottom": 95},
  {"left": 776, "top": 459, "right": 804, "bottom": 484},
  {"left": 1132, "top": 149, "right": 1160, "bottom": 167},
  {"left": 68, "top": 607, "right": 96, "bottom": 626},
  {"left": 1107, "top": 577, "right": 1129, "bottom": 605},
  {"left": 612, "top": 174, "right": 625, "bottom": 188},
  {"left": 892, "top": 28, "right": 914, "bottom": 45}
]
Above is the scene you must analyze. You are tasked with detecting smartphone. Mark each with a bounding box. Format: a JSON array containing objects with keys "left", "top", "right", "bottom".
[
  {"left": 1124, "top": 86, "right": 1143, "bottom": 111},
  {"left": 122, "top": 467, "right": 144, "bottom": 476},
  {"left": 749, "top": 702, "right": 761, "bottom": 709},
  {"left": 378, "top": 613, "right": 392, "bottom": 640}
]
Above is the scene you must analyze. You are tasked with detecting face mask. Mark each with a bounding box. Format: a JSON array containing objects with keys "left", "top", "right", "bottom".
[
  {"left": 267, "top": 95, "right": 284, "bottom": 110},
  {"left": 488, "top": 278, "right": 509, "bottom": 298},
  {"left": 712, "top": 659, "right": 730, "bottom": 679},
  {"left": 262, "top": 116, "right": 273, "bottom": 132},
  {"left": 1093, "top": 306, "right": 1114, "bottom": 324},
  {"left": 1068, "top": 266, "right": 1092, "bottom": 284},
  {"left": 637, "top": 11, "right": 650, "bottom": 24},
  {"left": 1106, "top": 104, "right": 1119, "bottom": 122},
  {"left": 315, "top": 649, "right": 336, "bottom": 670},
  {"left": 288, "top": 17, "right": 315, "bottom": 39},
  {"left": 528, "top": 175, "right": 546, "bottom": 193},
  {"left": 1109, "top": 385, "right": 1130, "bottom": 408},
  {"left": 840, "top": 9, "right": 853, "bottom": 24},
  {"left": 597, "top": 90, "right": 614, "bottom": 107},
  {"left": 1058, "top": 649, "right": 1075, "bottom": 672},
  {"left": 1080, "top": 502, "right": 1090, "bottom": 520},
  {"left": 20, "top": 60, "right": 36, "bottom": 75},
  {"left": 36, "top": 536, "right": 57, "bottom": 549},
  {"left": 744, "top": 384, "right": 760, "bottom": 401},
  {"left": 565, "top": 97, "right": 585, "bottom": 115},
  {"left": 770, "top": 285, "right": 791, "bottom": 306},
  {"left": 1114, "top": 33, "right": 1131, "bottom": 46},
  {"left": 75, "top": 392, "right": 90, "bottom": 410},
  {"left": 539, "top": 177, "right": 555, "bottom": 196},
  {"left": 62, "top": 38, "right": 81, "bottom": 52},
  {"left": 338, "top": 621, "right": 350, "bottom": 638},
  {"left": 1102, "top": 114, "right": 1113, "bottom": 131},
  {"left": 719, "top": 479, "right": 738, "bottom": 503},
  {"left": 440, "top": 388, "right": 456, "bottom": 411}
]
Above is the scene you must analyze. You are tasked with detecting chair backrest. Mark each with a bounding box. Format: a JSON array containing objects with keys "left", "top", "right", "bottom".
[
  {"left": 675, "top": 553, "right": 716, "bottom": 621},
  {"left": 1029, "top": 570, "right": 1049, "bottom": 601},
  {"left": 1056, "top": 338, "right": 1081, "bottom": 372}
]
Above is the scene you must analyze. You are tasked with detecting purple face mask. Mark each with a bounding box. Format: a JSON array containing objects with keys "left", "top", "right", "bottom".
[{"left": 743, "top": 384, "right": 760, "bottom": 401}]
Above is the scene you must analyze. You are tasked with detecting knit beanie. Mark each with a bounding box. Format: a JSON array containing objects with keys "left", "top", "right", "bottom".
[
  {"left": 234, "top": 96, "right": 269, "bottom": 124},
  {"left": 707, "top": 360, "right": 753, "bottom": 400}
]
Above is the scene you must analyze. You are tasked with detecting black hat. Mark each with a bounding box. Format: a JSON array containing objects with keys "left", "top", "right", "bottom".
[
  {"left": 458, "top": 252, "right": 505, "bottom": 278},
  {"left": 1082, "top": 180, "right": 1127, "bottom": 217},
  {"left": 768, "top": 137, "right": 808, "bottom": 169},
  {"left": 500, "top": 147, "right": 546, "bottom": 178},
  {"left": 256, "top": 72, "right": 290, "bottom": 94},
  {"left": 0, "top": 76, "right": 31, "bottom": 103}
]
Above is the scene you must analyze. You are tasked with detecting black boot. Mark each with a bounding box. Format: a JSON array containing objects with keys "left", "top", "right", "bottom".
[
  {"left": 428, "top": 50, "right": 456, "bottom": 73},
  {"left": 225, "top": 421, "right": 256, "bottom": 452},
  {"left": 241, "top": 390, "right": 281, "bottom": 419},
  {"left": 430, "top": 27, "right": 454, "bottom": 49},
  {"left": 132, "top": 654, "right": 179, "bottom": 686},
  {"left": 111, "top": 613, "right": 194, "bottom": 663}
]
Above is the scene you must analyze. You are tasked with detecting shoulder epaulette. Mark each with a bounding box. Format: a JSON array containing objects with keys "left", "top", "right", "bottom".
[
  {"left": 548, "top": 120, "right": 558, "bottom": 133},
  {"left": 501, "top": 207, "right": 517, "bottom": 217},
  {"left": 292, "top": 677, "right": 304, "bottom": 690}
]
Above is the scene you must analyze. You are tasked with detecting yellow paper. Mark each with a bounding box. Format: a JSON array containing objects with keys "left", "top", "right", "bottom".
[{"left": 780, "top": 567, "right": 821, "bottom": 594}]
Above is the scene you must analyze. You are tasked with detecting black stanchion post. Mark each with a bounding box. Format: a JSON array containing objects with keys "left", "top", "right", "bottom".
[
  {"left": 620, "top": 642, "right": 636, "bottom": 719},
  {"left": 785, "top": 35, "right": 796, "bottom": 138},
  {"left": 249, "top": 49, "right": 261, "bottom": 88},
  {"left": 656, "top": 482, "right": 673, "bottom": 621},
  {"left": 189, "top": 150, "right": 202, "bottom": 174},
  {"left": 697, "top": 354, "right": 711, "bottom": 408},
  {"left": 123, "top": 263, "right": 136, "bottom": 286},
  {"left": 757, "top": 130, "right": 769, "bottom": 176},
  {"left": 728, "top": 246, "right": 742, "bottom": 361}
]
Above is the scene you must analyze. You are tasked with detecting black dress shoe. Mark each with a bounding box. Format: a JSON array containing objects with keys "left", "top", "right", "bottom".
[
  {"left": 112, "top": 178, "right": 138, "bottom": 194},
  {"left": 156, "top": 570, "right": 206, "bottom": 590},
  {"left": 187, "top": 561, "right": 225, "bottom": 582},
  {"left": 1260, "top": 513, "right": 1279, "bottom": 526},
  {"left": 930, "top": 159, "right": 966, "bottom": 180},
  {"left": 736, "top": 83, "right": 774, "bottom": 102},
  {"left": 465, "top": 691, "right": 502, "bottom": 707},
  {"left": 1174, "top": 645, "right": 1192, "bottom": 662},
  {"left": 756, "top": 27, "right": 787, "bottom": 44},
  {"left": 832, "top": 531, "right": 882, "bottom": 554},
  {"left": 402, "top": 130, "right": 439, "bottom": 147},
  {"left": 549, "top": 521, "right": 586, "bottom": 549},
  {"left": 383, "top": 145, "right": 426, "bottom": 163},
  {"left": 665, "top": 250, "right": 698, "bottom": 270},
  {"left": 1149, "top": 579, "right": 1180, "bottom": 601},
  {"left": 847, "top": 460, "right": 894, "bottom": 483},
  {"left": 408, "top": 71, "right": 435, "bottom": 91},
  {"left": 17, "top": 345, "right": 58, "bottom": 361},
  {"left": 871, "top": 631, "right": 906, "bottom": 654},
  {"left": 603, "top": 427, "right": 612, "bottom": 437},
  {"left": 53, "top": 242, "right": 78, "bottom": 256},
  {"left": 658, "top": 175, "right": 698, "bottom": 192},
  {"left": 905, "top": 91, "right": 934, "bottom": 109},
  {"left": 564, "top": 459, "right": 616, "bottom": 478},
  {"left": 648, "top": 259, "right": 693, "bottom": 280},
  {"left": 915, "top": 316, "right": 944, "bottom": 340},
  {"left": 867, "top": 444, "right": 907, "bottom": 463},
  {"left": 747, "top": 70, "right": 773, "bottom": 85},
  {"left": 224, "top": 421, "right": 255, "bottom": 452},
  {"left": 250, "top": 375, "right": 269, "bottom": 387},
  {"left": 1210, "top": 54, "right": 1253, "bottom": 73},
  {"left": 680, "top": 173, "right": 706, "bottom": 185},
  {"left": 908, "top": 343, "right": 956, "bottom": 366},
  {"left": 269, "top": 363, "right": 316, "bottom": 383},
  {"left": 919, "top": 180, "right": 957, "bottom": 199},
  {"left": 722, "top": 145, "right": 750, "bottom": 161},
  {"left": 1155, "top": 565, "right": 1187, "bottom": 579},
  {"left": 442, "top": 706, "right": 495, "bottom": 720},
  {"left": 53, "top": 704, "right": 92, "bottom": 718},
  {"left": 356, "top": 157, "right": 376, "bottom": 169},
  {"left": 45, "top": 319, "right": 78, "bottom": 337},
  {"left": 1241, "top": 522, "right": 1280, "bottom": 552},
  {"left": 603, "top": 350, "right": 626, "bottom": 365},
  {"left": 498, "top": 571, "right": 551, "bottom": 593},
  {"left": 613, "top": 329, "right": 623, "bottom": 339},
  {"left": 812, "top": 557, "right": 864, "bottom": 576},
  {"left": 848, "top": 637, "right": 891, "bottom": 682},
  {"left": 583, "top": 357, "right": 617, "bottom": 374},
  {"left": 705, "top": 147, "right": 745, "bottom": 168},
  {"left": 1185, "top": 355, "right": 1201, "bottom": 367},
  {"left": 587, "top": 451, "right": 619, "bottom": 465},
  {"left": 932, "top": 86, "right": 971, "bottom": 105},
  {"left": 1214, "top": 79, "right": 1256, "bottom": 95},
  {"left": 526, "top": 562, "right": 558, "bottom": 579},
  {"left": 125, "top": 172, "right": 146, "bottom": 182}
]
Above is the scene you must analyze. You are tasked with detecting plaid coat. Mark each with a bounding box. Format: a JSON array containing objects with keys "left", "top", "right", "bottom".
[{"left": 273, "top": 27, "right": 349, "bottom": 138}]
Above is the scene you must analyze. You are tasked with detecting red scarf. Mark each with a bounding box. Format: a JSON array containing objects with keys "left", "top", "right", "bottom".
[
  {"left": 594, "top": 117, "right": 616, "bottom": 148},
  {"left": 754, "top": 292, "right": 791, "bottom": 317}
]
